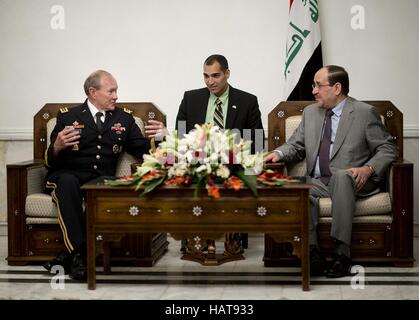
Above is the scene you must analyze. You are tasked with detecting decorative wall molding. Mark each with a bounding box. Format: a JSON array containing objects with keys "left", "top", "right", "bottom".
[
  {"left": 0, "top": 129, "right": 33, "bottom": 141},
  {"left": 404, "top": 125, "right": 419, "bottom": 138},
  {"left": 0, "top": 222, "right": 7, "bottom": 236}
]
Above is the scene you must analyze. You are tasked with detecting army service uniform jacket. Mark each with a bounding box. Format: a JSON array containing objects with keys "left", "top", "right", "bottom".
[{"left": 45, "top": 100, "right": 150, "bottom": 179}]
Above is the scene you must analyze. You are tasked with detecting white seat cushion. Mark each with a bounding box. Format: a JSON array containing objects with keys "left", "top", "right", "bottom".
[
  {"left": 319, "top": 192, "right": 392, "bottom": 217},
  {"left": 26, "top": 217, "right": 58, "bottom": 224},
  {"left": 25, "top": 193, "right": 57, "bottom": 218},
  {"left": 320, "top": 215, "right": 392, "bottom": 224}
]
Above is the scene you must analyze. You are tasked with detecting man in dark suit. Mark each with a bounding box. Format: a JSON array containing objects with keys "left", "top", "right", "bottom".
[
  {"left": 43, "top": 70, "right": 150, "bottom": 280},
  {"left": 145, "top": 54, "right": 265, "bottom": 253},
  {"left": 264, "top": 65, "right": 398, "bottom": 277},
  {"left": 146, "top": 54, "right": 264, "bottom": 150}
]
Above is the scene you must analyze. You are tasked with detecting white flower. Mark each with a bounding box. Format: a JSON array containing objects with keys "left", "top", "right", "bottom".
[
  {"left": 195, "top": 164, "right": 207, "bottom": 173},
  {"left": 142, "top": 154, "right": 160, "bottom": 165},
  {"left": 132, "top": 123, "right": 264, "bottom": 199},
  {"left": 135, "top": 166, "right": 152, "bottom": 176},
  {"left": 216, "top": 166, "right": 230, "bottom": 178},
  {"left": 209, "top": 152, "right": 219, "bottom": 164}
]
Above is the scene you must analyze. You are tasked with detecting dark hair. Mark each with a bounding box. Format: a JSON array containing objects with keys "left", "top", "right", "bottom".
[
  {"left": 204, "top": 54, "right": 229, "bottom": 71},
  {"left": 325, "top": 65, "right": 349, "bottom": 95},
  {"left": 83, "top": 70, "right": 112, "bottom": 96}
]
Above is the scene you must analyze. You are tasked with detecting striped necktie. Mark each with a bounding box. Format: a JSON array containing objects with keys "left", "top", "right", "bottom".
[
  {"left": 213, "top": 98, "right": 224, "bottom": 129},
  {"left": 319, "top": 109, "right": 334, "bottom": 184}
]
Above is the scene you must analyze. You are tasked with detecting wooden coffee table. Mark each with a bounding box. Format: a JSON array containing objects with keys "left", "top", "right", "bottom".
[{"left": 82, "top": 182, "right": 311, "bottom": 291}]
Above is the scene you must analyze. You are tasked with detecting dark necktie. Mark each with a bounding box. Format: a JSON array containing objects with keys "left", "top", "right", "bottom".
[
  {"left": 213, "top": 98, "right": 224, "bottom": 129},
  {"left": 95, "top": 112, "right": 104, "bottom": 132},
  {"left": 319, "top": 109, "right": 334, "bottom": 184}
]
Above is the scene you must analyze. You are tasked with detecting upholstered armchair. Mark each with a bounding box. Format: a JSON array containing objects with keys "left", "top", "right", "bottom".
[
  {"left": 264, "top": 101, "right": 414, "bottom": 267},
  {"left": 7, "top": 102, "right": 168, "bottom": 266}
]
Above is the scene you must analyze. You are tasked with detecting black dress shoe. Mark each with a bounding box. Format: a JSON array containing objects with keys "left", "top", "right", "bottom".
[
  {"left": 69, "top": 253, "right": 87, "bottom": 281},
  {"left": 324, "top": 253, "right": 352, "bottom": 278},
  {"left": 43, "top": 251, "right": 72, "bottom": 273},
  {"left": 310, "top": 247, "right": 326, "bottom": 276}
]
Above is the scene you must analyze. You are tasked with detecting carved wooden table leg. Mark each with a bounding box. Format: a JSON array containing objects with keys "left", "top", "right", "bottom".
[{"left": 172, "top": 233, "right": 245, "bottom": 266}]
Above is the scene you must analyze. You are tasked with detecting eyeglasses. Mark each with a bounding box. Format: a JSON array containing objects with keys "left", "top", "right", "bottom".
[{"left": 312, "top": 83, "right": 332, "bottom": 89}]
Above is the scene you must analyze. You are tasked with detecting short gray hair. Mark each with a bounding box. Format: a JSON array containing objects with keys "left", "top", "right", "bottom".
[{"left": 83, "top": 70, "right": 112, "bottom": 96}]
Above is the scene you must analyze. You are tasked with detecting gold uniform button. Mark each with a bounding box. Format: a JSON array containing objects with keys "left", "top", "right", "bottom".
[
  {"left": 97, "top": 145, "right": 101, "bottom": 150},
  {"left": 96, "top": 155, "right": 101, "bottom": 159},
  {"left": 93, "top": 165, "right": 98, "bottom": 170},
  {"left": 98, "top": 135, "right": 102, "bottom": 139}
]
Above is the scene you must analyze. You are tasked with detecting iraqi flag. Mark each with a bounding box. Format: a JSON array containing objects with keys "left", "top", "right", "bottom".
[{"left": 284, "top": 0, "right": 323, "bottom": 100}]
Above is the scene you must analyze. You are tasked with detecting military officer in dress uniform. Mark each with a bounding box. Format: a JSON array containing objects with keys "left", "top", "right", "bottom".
[{"left": 43, "top": 70, "right": 150, "bottom": 280}]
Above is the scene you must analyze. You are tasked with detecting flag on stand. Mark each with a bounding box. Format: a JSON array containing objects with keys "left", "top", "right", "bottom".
[{"left": 284, "top": 0, "right": 323, "bottom": 100}]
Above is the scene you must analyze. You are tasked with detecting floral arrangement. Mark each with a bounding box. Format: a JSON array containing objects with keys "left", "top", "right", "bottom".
[{"left": 106, "top": 123, "right": 294, "bottom": 198}]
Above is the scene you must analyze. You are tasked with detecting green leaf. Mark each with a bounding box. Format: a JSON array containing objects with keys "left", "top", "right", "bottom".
[
  {"left": 104, "top": 177, "right": 140, "bottom": 186},
  {"left": 234, "top": 166, "right": 258, "bottom": 197},
  {"left": 193, "top": 173, "right": 207, "bottom": 198},
  {"left": 139, "top": 173, "right": 167, "bottom": 197}
]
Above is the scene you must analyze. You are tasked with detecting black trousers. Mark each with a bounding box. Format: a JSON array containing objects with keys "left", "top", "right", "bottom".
[{"left": 45, "top": 169, "right": 99, "bottom": 254}]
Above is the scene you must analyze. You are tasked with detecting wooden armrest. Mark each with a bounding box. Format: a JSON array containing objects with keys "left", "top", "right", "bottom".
[
  {"left": 6, "top": 159, "right": 44, "bottom": 170},
  {"left": 388, "top": 158, "right": 414, "bottom": 258},
  {"left": 7, "top": 159, "right": 47, "bottom": 196},
  {"left": 390, "top": 159, "right": 413, "bottom": 167}
]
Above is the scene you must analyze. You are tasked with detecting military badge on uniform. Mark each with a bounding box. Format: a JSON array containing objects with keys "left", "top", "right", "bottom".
[
  {"left": 60, "top": 107, "right": 69, "bottom": 113},
  {"left": 113, "top": 144, "right": 122, "bottom": 154},
  {"left": 111, "top": 123, "right": 126, "bottom": 134},
  {"left": 70, "top": 121, "right": 84, "bottom": 151},
  {"left": 72, "top": 121, "right": 85, "bottom": 131}
]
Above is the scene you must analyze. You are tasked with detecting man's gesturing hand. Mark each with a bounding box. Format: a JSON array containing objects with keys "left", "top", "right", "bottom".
[
  {"left": 53, "top": 126, "right": 80, "bottom": 156},
  {"left": 144, "top": 120, "right": 169, "bottom": 139}
]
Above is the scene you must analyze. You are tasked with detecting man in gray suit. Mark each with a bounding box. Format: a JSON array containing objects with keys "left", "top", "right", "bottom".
[{"left": 264, "top": 65, "right": 398, "bottom": 277}]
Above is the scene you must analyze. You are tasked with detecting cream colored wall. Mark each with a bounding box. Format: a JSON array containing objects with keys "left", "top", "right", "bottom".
[{"left": 1, "top": 0, "right": 418, "bottom": 132}]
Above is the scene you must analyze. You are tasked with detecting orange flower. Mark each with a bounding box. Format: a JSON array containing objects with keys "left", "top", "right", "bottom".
[
  {"left": 141, "top": 171, "right": 158, "bottom": 181},
  {"left": 224, "top": 176, "right": 241, "bottom": 190},
  {"left": 175, "top": 176, "right": 185, "bottom": 184},
  {"left": 208, "top": 186, "right": 220, "bottom": 198},
  {"left": 118, "top": 175, "right": 134, "bottom": 181},
  {"left": 230, "top": 176, "right": 242, "bottom": 190}
]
